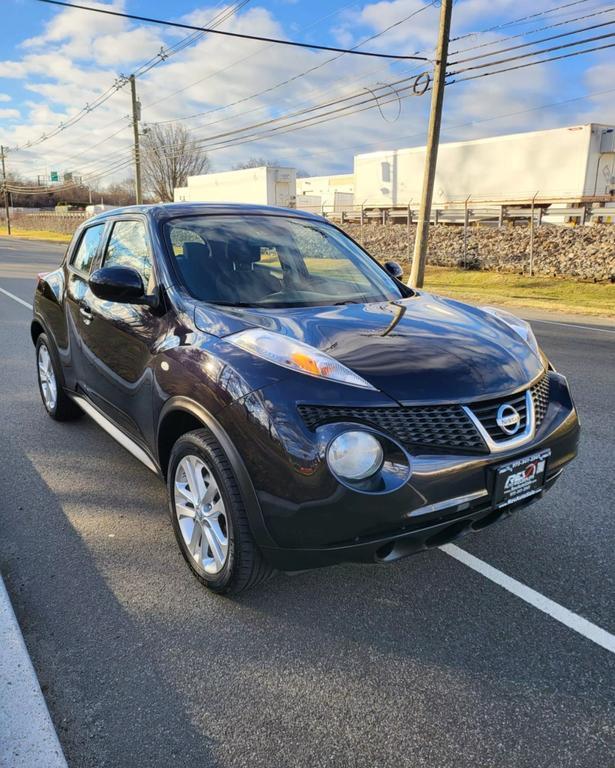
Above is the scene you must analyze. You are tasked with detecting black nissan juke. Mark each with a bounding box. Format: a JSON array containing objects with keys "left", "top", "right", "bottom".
[{"left": 32, "top": 203, "right": 580, "bottom": 593}]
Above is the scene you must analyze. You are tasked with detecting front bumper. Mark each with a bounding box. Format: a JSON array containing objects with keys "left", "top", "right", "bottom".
[
  {"left": 258, "top": 469, "right": 564, "bottom": 570},
  {"left": 219, "top": 371, "right": 580, "bottom": 570}
]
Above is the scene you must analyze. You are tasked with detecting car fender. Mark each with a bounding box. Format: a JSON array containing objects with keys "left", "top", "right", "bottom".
[{"left": 158, "top": 396, "right": 277, "bottom": 549}]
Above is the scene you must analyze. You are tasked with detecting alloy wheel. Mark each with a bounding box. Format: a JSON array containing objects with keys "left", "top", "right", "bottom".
[
  {"left": 174, "top": 454, "right": 229, "bottom": 574},
  {"left": 38, "top": 342, "right": 58, "bottom": 412}
]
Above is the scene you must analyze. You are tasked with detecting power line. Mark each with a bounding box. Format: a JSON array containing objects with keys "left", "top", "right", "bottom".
[
  {"left": 450, "top": 0, "right": 594, "bottom": 42},
  {"left": 448, "top": 31, "right": 615, "bottom": 75},
  {"left": 215, "top": 85, "right": 615, "bottom": 166},
  {"left": 142, "top": 80, "right": 432, "bottom": 161},
  {"left": 448, "top": 40, "right": 615, "bottom": 84},
  {"left": 36, "top": 0, "right": 431, "bottom": 60},
  {"left": 146, "top": 20, "right": 604, "bottom": 152},
  {"left": 10, "top": 0, "right": 249, "bottom": 152},
  {"left": 79, "top": 73, "right": 431, "bottom": 172},
  {"left": 143, "top": 2, "right": 438, "bottom": 113},
  {"left": 140, "top": 0, "right": 367, "bottom": 111},
  {"left": 449, "top": 19, "right": 615, "bottom": 66},
  {"left": 449, "top": 4, "right": 615, "bottom": 56}
]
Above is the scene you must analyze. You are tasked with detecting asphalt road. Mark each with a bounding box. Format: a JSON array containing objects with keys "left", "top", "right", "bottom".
[{"left": 1, "top": 238, "right": 614, "bottom": 768}]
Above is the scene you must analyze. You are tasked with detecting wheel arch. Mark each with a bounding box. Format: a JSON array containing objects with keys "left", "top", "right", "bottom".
[
  {"left": 30, "top": 317, "right": 46, "bottom": 345},
  {"left": 157, "top": 397, "right": 276, "bottom": 549}
]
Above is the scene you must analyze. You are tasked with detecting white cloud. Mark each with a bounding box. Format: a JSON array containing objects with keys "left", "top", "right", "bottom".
[
  {"left": 22, "top": 0, "right": 126, "bottom": 50},
  {"left": 0, "top": 93, "right": 11, "bottom": 102}
]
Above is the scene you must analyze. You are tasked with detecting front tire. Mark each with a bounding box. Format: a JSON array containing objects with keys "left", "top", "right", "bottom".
[
  {"left": 35, "top": 333, "right": 80, "bottom": 421},
  {"left": 167, "top": 428, "right": 274, "bottom": 594}
]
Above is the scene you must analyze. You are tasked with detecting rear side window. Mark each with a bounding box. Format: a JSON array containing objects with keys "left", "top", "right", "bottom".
[
  {"left": 104, "top": 220, "right": 153, "bottom": 289},
  {"left": 71, "top": 224, "right": 104, "bottom": 274}
]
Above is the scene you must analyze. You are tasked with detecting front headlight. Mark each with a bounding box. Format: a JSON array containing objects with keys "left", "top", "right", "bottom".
[
  {"left": 480, "top": 306, "right": 540, "bottom": 357},
  {"left": 227, "top": 328, "right": 375, "bottom": 390},
  {"left": 327, "top": 431, "right": 384, "bottom": 480}
]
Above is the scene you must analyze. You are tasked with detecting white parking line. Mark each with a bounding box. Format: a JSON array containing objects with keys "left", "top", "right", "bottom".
[
  {"left": 0, "top": 285, "right": 33, "bottom": 310},
  {"left": 441, "top": 544, "right": 615, "bottom": 654},
  {"left": 2, "top": 281, "right": 613, "bottom": 655}
]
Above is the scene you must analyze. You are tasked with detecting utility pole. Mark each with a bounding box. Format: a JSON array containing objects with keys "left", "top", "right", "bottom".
[
  {"left": 408, "top": 0, "right": 453, "bottom": 289},
  {"left": 1, "top": 145, "right": 11, "bottom": 235},
  {"left": 130, "top": 74, "right": 143, "bottom": 205}
]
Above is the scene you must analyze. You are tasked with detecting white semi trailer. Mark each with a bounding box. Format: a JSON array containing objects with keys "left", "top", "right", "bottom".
[
  {"left": 174, "top": 166, "right": 296, "bottom": 207},
  {"left": 296, "top": 174, "right": 354, "bottom": 212},
  {"left": 353, "top": 124, "right": 615, "bottom": 207}
]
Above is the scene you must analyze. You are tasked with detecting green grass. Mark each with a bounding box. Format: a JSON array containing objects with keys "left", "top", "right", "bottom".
[
  {"left": 423, "top": 266, "right": 615, "bottom": 318},
  {"left": 0, "top": 227, "right": 72, "bottom": 243}
]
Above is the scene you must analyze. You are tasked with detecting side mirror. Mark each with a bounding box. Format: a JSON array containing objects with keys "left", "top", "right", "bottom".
[
  {"left": 383, "top": 260, "right": 404, "bottom": 279},
  {"left": 89, "top": 265, "right": 147, "bottom": 304}
]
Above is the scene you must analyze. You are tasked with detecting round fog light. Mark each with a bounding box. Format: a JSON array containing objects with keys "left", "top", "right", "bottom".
[{"left": 327, "top": 431, "right": 384, "bottom": 480}]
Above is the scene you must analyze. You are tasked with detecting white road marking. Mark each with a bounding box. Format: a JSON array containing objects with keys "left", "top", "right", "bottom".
[
  {"left": 531, "top": 318, "right": 615, "bottom": 335},
  {"left": 441, "top": 544, "right": 615, "bottom": 655},
  {"left": 2, "top": 278, "right": 614, "bottom": 654},
  {"left": 0, "top": 285, "right": 33, "bottom": 310}
]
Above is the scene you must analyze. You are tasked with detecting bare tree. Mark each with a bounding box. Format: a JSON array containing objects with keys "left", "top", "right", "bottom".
[
  {"left": 141, "top": 123, "right": 210, "bottom": 202},
  {"left": 233, "top": 157, "right": 280, "bottom": 170}
]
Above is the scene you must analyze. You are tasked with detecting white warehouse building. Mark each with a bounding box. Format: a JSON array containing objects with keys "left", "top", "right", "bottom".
[
  {"left": 353, "top": 124, "right": 615, "bottom": 207},
  {"left": 174, "top": 166, "right": 296, "bottom": 208}
]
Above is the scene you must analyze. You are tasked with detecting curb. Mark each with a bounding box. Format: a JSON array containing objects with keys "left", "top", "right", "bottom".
[{"left": 0, "top": 576, "right": 68, "bottom": 768}]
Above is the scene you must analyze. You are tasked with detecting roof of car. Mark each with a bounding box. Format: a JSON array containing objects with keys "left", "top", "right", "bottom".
[{"left": 87, "top": 202, "right": 327, "bottom": 224}]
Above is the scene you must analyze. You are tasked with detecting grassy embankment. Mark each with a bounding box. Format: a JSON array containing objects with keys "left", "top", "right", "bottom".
[{"left": 424, "top": 266, "right": 615, "bottom": 318}]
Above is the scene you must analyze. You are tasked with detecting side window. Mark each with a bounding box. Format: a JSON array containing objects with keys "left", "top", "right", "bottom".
[
  {"left": 71, "top": 224, "right": 105, "bottom": 274},
  {"left": 104, "top": 220, "right": 153, "bottom": 290}
]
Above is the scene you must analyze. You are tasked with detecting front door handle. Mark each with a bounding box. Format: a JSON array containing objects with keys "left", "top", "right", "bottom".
[{"left": 80, "top": 304, "right": 93, "bottom": 325}]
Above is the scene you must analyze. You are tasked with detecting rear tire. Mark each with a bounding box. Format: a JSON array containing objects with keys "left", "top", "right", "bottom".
[
  {"left": 167, "top": 428, "right": 274, "bottom": 594},
  {"left": 35, "top": 333, "right": 81, "bottom": 421}
]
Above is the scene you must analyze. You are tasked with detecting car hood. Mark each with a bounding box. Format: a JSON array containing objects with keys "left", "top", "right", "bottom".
[{"left": 194, "top": 292, "right": 544, "bottom": 404}]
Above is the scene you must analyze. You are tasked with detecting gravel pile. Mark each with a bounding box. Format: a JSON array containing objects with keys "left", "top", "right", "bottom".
[{"left": 340, "top": 222, "right": 615, "bottom": 282}]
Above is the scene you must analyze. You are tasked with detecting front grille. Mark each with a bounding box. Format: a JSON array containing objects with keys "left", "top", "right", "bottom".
[
  {"left": 468, "top": 389, "right": 529, "bottom": 443},
  {"left": 298, "top": 371, "right": 551, "bottom": 454},
  {"left": 297, "top": 403, "right": 487, "bottom": 453},
  {"left": 531, "top": 371, "right": 551, "bottom": 427}
]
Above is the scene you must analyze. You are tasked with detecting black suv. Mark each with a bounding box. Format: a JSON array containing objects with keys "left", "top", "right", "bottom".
[{"left": 32, "top": 204, "right": 579, "bottom": 593}]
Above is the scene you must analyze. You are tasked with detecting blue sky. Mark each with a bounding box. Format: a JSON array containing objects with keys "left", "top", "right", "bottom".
[{"left": 1, "top": 0, "right": 614, "bottom": 186}]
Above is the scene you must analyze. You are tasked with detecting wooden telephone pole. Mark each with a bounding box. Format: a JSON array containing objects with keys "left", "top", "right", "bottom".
[
  {"left": 1, "top": 146, "right": 11, "bottom": 235},
  {"left": 408, "top": 0, "right": 453, "bottom": 288},
  {"left": 130, "top": 75, "right": 143, "bottom": 205}
]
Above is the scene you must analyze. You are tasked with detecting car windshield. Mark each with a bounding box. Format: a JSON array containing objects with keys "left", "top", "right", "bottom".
[{"left": 163, "top": 214, "right": 405, "bottom": 308}]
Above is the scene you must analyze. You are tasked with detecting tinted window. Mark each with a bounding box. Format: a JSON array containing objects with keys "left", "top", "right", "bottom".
[
  {"left": 164, "top": 215, "right": 404, "bottom": 308},
  {"left": 104, "top": 220, "right": 152, "bottom": 289},
  {"left": 71, "top": 224, "right": 104, "bottom": 274}
]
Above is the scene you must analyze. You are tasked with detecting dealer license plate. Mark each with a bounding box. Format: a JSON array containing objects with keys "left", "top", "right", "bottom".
[{"left": 492, "top": 449, "right": 551, "bottom": 508}]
